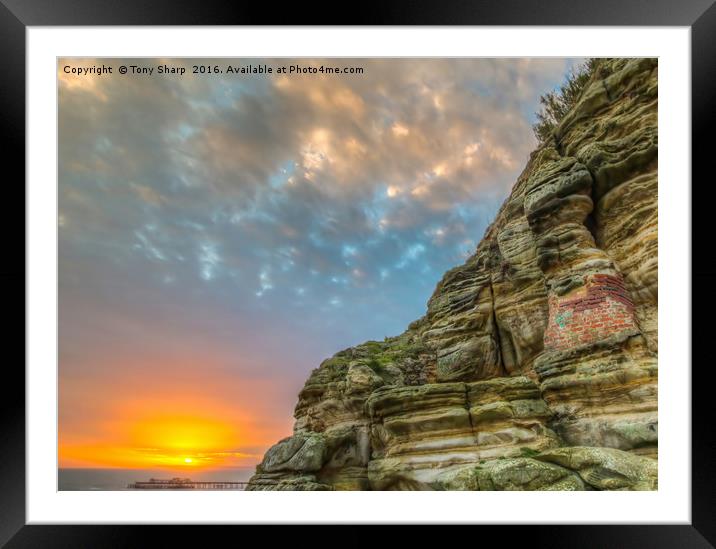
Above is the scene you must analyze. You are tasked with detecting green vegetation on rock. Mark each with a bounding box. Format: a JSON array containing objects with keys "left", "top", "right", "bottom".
[{"left": 533, "top": 59, "right": 599, "bottom": 143}]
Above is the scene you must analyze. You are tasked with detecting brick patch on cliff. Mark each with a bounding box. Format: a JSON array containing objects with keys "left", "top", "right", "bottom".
[{"left": 543, "top": 274, "right": 638, "bottom": 350}]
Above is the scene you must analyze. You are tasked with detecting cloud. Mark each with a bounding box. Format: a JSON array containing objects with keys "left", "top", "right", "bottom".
[{"left": 58, "top": 57, "right": 578, "bottom": 468}]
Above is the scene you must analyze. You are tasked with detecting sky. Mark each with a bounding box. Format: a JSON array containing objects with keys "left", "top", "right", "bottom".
[{"left": 58, "top": 57, "right": 580, "bottom": 470}]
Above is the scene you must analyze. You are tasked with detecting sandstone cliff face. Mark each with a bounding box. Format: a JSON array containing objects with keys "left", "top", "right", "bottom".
[{"left": 247, "top": 58, "right": 658, "bottom": 491}]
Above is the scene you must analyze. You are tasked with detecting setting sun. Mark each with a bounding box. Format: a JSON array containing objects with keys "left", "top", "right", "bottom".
[{"left": 57, "top": 398, "right": 281, "bottom": 470}]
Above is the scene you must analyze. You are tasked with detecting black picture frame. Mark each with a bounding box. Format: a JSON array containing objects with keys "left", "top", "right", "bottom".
[{"left": 2, "top": 0, "right": 713, "bottom": 545}]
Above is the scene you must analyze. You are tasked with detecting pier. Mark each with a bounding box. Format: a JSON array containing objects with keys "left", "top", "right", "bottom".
[{"left": 127, "top": 477, "right": 248, "bottom": 490}]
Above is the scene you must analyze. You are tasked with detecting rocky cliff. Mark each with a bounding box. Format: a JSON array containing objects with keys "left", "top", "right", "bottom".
[{"left": 247, "top": 58, "right": 658, "bottom": 491}]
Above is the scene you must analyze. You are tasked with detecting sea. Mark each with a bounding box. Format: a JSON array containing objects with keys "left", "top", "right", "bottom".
[{"left": 58, "top": 467, "right": 256, "bottom": 491}]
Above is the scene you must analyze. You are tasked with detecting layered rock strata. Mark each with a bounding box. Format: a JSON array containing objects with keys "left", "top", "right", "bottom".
[{"left": 247, "top": 58, "right": 658, "bottom": 491}]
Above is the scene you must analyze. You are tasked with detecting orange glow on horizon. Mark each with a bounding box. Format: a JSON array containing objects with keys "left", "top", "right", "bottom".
[
  {"left": 59, "top": 413, "right": 261, "bottom": 469},
  {"left": 58, "top": 384, "right": 293, "bottom": 470}
]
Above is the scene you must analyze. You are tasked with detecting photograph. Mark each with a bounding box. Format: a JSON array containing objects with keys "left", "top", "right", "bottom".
[{"left": 57, "top": 56, "right": 659, "bottom": 492}]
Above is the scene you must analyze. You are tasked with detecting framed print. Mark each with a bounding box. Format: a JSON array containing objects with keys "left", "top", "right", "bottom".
[{"left": 3, "top": 0, "right": 714, "bottom": 545}]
